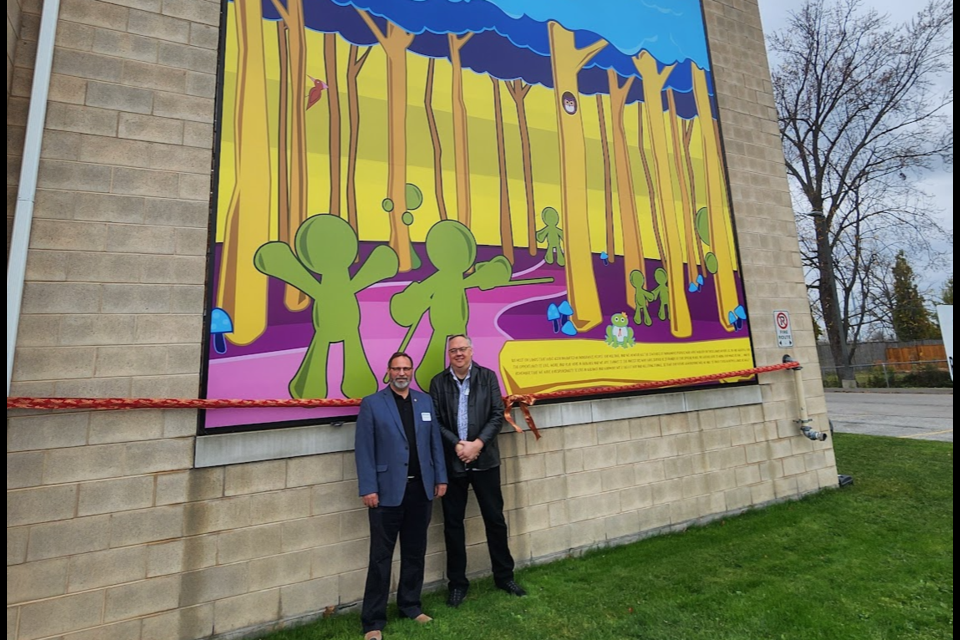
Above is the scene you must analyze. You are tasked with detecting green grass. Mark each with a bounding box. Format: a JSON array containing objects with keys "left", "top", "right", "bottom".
[{"left": 256, "top": 434, "right": 953, "bottom": 640}]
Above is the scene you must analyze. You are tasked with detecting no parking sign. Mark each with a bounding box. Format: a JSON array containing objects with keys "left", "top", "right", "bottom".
[{"left": 774, "top": 310, "right": 793, "bottom": 348}]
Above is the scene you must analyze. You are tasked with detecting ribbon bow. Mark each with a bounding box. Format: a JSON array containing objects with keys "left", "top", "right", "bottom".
[{"left": 503, "top": 394, "right": 540, "bottom": 440}]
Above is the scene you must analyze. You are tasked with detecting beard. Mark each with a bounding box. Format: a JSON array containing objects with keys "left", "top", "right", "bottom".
[{"left": 391, "top": 377, "right": 410, "bottom": 390}]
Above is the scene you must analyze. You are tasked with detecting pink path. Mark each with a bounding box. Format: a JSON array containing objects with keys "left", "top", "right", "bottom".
[{"left": 205, "top": 261, "right": 565, "bottom": 429}]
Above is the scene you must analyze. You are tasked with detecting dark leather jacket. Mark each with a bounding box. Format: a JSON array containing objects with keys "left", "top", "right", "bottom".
[{"left": 428, "top": 363, "right": 505, "bottom": 476}]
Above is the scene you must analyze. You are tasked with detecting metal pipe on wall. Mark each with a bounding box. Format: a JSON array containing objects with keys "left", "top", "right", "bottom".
[{"left": 7, "top": 0, "right": 62, "bottom": 395}]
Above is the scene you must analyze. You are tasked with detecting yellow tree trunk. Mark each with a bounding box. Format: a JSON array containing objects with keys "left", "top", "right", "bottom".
[
  {"left": 634, "top": 52, "right": 691, "bottom": 338},
  {"left": 449, "top": 33, "right": 473, "bottom": 228},
  {"left": 596, "top": 94, "right": 615, "bottom": 265},
  {"left": 491, "top": 78, "right": 514, "bottom": 264},
  {"left": 218, "top": 0, "right": 271, "bottom": 345},
  {"left": 324, "top": 33, "right": 342, "bottom": 219},
  {"left": 547, "top": 22, "right": 606, "bottom": 331},
  {"left": 424, "top": 58, "right": 448, "bottom": 222},
  {"left": 358, "top": 12, "right": 414, "bottom": 272},
  {"left": 607, "top": 69, "right": 644, "bottom": 307},
  {"left": 667, "top": 88, "right": 697, "bottom": 286},
  {"left": 506, "top": 80, "right": 536, "bottom": 256},
  {"left": 692, "top": 65, "right": 738, "bottom": 331},
  {"left": 347, "top": 45, "right": 371, "bottom": 234},
  {"left": 284, "top": 0, "right": 309, "bottom": 310}
]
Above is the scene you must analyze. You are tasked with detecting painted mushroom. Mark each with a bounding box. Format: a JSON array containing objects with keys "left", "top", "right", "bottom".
[
  {"left": 727, "top": 305, "right": 747, "bottom": 331},
  {"left": 558, "top": 301, "right": 576, "bottom": 336},
  {"left": 600, "top": 251, "right": 609, "bottom": 266},
  {"left": 558, "top": 300, "right": 574, "bottom": 327},
  {"left": 688, "top": 274, "right": 705, "bottom": 293},
  {"left": 547, "top": 303, "right": 562, "bottom": 333},
  {"left": 210, "top": 307, "right": 234, "bottom": 354}
]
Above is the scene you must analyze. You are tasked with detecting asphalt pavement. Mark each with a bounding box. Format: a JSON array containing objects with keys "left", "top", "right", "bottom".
[{"left": 824, "top": 388, "right": 954, "bottom": 443}]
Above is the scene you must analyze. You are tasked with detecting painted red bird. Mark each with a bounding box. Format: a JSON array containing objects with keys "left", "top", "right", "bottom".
[{"left": 306, "top": 76, "right": 328, "bottom": 110}]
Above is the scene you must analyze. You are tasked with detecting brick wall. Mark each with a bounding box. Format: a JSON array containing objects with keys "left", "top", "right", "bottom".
[
  {"left": 7, "top": 0, "right": 24, "bottom": 105},
  {"left": 6, "top": 1, "right": 836, "bottom": 639}
]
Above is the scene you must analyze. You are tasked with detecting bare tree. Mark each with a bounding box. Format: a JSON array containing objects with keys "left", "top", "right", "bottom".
[{"left": 769, "top": 0, "right": 952, "bottom": 383}]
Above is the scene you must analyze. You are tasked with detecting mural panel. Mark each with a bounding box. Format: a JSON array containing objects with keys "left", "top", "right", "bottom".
[{"left": 202, "top": 0, "right": 756, "bottom": 431}]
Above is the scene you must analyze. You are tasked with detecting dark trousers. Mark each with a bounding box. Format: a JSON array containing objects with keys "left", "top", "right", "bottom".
[
  {"left": 361, "top": 481, "right": 432, "bottom": 633},
  {"left": 442, "top": 466, "right": 515, "bottom": 590}
]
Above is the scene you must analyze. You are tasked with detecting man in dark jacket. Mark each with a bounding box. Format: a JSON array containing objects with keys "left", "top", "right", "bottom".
[{"left": 428, "top": 334, "right": 526, "bottom": 607}]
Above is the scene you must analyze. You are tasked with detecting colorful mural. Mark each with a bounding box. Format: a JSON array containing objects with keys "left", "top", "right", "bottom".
[{"left": 202, "top": 0, "right": 756, "bottom": 430}]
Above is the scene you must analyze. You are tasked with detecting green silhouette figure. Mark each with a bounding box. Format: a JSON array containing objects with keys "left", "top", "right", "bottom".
[
  {"left": 629, "top": 270, "right": 656, "bottom": 327},
  {"left": 389, "top": 220, "right": 553, "bottom": 390},
  {"left": 536, "top": 206, "right": 565, "bottom": 266},
  {"left": 254, "top": 214, "right": 399, "bottom": 399},
  {"left": 652, "top": 267, "right": 670, "bottom": 321},
  {"left": 605, "top": 312, "right": 636, "bottom": 348}
]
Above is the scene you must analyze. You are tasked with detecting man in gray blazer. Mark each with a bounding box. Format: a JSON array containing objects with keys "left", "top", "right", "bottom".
[{"left": 355, "top": 351, "right": 448, "bottom": 640}]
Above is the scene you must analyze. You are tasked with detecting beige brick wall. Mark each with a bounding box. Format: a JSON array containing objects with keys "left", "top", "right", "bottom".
[
  {"left": 6, "top": 1, "right": 836, "bottom": 639},
  {"left": 6, "top": 0, "right": 24, "bottom": 105}
]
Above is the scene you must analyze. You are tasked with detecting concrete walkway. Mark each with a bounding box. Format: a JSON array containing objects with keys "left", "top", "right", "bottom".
[{"left": 824, "top": 388, "right": 954, "bottom": 442}]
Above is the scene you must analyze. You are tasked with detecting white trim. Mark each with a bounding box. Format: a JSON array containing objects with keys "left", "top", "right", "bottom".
[{"left": 7, "top": 0, "right": 62, "bottom": 395}]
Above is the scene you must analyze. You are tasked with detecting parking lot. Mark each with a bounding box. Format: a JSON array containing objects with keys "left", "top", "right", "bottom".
[{"left": 825, "top": 389, "right": 954, "bottom": 442}]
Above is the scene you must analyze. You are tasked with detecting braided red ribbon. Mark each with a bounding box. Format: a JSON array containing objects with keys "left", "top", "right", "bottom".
[{"left": 7, "top": 362, "right": 799, "bottom": 440}]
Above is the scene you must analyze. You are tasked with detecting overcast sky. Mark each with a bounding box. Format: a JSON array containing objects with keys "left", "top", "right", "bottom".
[{"left": 756, "top": 0, "right": 954, "bottom": 292}]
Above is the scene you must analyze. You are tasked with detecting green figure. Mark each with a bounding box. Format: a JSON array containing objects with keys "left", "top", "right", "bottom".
[
  {"left": 605, "top": 312, "right": 636, "bottom": 348},
  {"left": 389, "top": 220, "right": 553, "bottom": 391},
  {"left": 629, "top": 270, "right": 656, "bottom": 326},
  {"left": 536, "top": 206, "right": 565, "bottom": 266},
  {"left": 254, "top": 214, "right": 399, "bottom": 399},
  {"left": 652, "top": 267, "right": 670, "bottom": 321}
]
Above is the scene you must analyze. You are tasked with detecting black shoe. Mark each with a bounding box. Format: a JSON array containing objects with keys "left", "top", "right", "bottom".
[
  {"left": 447, "top": 587, "right": 468, "bottom": 608},
  {"left": 496, "top": 580, "right": 527, "bottom": 597}
]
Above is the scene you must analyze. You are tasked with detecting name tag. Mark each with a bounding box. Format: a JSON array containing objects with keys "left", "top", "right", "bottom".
[{"left": 421, "top": 412, "right": 432, "bottom": 422}]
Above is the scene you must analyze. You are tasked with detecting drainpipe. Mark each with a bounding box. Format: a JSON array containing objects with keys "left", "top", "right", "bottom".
[
  {"left": 7, "top": 0, "right": 62, "bottom": 396},
  {"left": 784, "top": 355, "right": 828, "bottom": 441}
]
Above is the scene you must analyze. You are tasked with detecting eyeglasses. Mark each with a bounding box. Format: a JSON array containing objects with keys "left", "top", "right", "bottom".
[
  {"left": 389, "top": 366, "right": 413, "bottom": 373},
  {"left": 448, "top": 346, "right": 471, "bottom": 355}
]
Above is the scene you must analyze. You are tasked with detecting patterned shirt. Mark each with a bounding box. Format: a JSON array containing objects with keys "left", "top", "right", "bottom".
[{"left": 451, "top": 365, "right": 472, "bottom": 441}]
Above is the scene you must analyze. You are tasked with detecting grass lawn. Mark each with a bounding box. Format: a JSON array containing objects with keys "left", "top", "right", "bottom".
[{"left": 256, "top": 434, "right": 953, "bottom": 640}]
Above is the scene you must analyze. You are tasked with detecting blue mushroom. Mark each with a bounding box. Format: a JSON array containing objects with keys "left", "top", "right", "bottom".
[
  {"left": 727, "top": 305, "right": 747, "bottom": 331},
  {"left": 547, "top": 303, "right": 562, "bottom": 333},
  {"left": 688, "top": 274, "right": 705, "bottom": 293},
  {"left": 600, "top": 251, "right": 609, "bottom": 266},
  {"left": 211, "top": 307, "right": 234, "bottom": 354},
  {"left": 558, "top": 300, "right": 574, "bottom": 327},
  {"left": 561, "top": 320, "right": 577, "bottom": 336}
]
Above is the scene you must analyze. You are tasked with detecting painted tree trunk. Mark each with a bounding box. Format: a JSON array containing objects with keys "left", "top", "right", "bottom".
[
  {"left": 507, "top": 80, "right": 536, "bottom": 256},
  {"left": 608, "top": 69, "right": 644, "bottom": 307},
  {"left": 324, "top": 33, "right": 342, "bottom": 219},
  {"left": 357, "top": 12, "right": 413, "bottom": 272},
  {"left": 635, "top": 52, "right": 691, "bottom": 338},
  {"left": 692, "top": 65, "right": 738, "bottom": 331},
  {"left": 425, "top": 58, "right": 448, "bottom": 221},
  {"left": 638, "top": 100, "right": 664, "bottom": 262},
  {"left": 449, "top": 33, "right": 473, "bottom": 228},
  {"left": 596, "top": 94, "right": 616, "bottom": 265},
  {"left": 492, "top": 77, "right": 514, "bottom": 264},
  {"left": 277, "top": 22, "right": 289, "bottom": 244},
  {"left": 218, "top": 0, "right": 271, "bottom": 345},
  {"left": 667, "top": 89, "right": 697, "bottom": 285},
  {"left": 346, "top": 45, "right": 370, "bottom": 235},
  {"left": 682, "top": 118, "right": 707, "bottom": 278},
  {"left": 284, "top": 0, "right": 309, "bottom": 311},
  {"left": 547, "top": 22, "right": 605, "bottom": 331}
]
